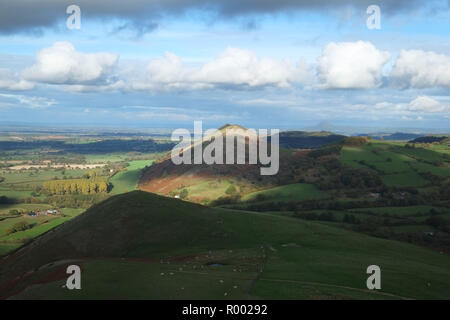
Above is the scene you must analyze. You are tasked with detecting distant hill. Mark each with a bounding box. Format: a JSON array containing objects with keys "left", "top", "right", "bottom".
[
  {"left": 0, "top": 139, "right": 174, "bottom": 153},
  {"left": 1, "top": 191, "right": 449, "bottom": 299},
  {"left": 139, "top": 124, "right": 273, "bottom": 201},
  {"left": 409, "top": 136, "right": 448, "bottom": 144},
  {"left": 139, "top": 125, "right": 345, "bottom": 202},
  {"left": 279, "top": 131, "right": 346, "bottom": 149},
  {"left": 372, "top": 133, "right": 424, "bottom": 141}
]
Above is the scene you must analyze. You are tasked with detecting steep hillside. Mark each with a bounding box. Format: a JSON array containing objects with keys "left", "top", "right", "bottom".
[
  {"left": 1, "top": 191, "right": 449, "bottom": 299},
  {"left": 139, "top": 124, "right": 282, "bottom": 202},
  {"left": 139, "top": 125, "right": 346, "bottom": 202}
]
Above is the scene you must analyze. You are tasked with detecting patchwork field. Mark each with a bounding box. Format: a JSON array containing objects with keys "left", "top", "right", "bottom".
[{"left": 340, "top": 140, "right": 450, "bottom": 188}]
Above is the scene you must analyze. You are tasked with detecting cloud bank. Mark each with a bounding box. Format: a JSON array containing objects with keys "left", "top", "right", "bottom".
[
  {"left": 135, "top": 47, "right": 310, "bottom": 90},
  {"left": 0, "top": 0, "right": 444, "bottom": 34},
  {"left": 3, "top": 40, "right": 450, "bottom": 100}
]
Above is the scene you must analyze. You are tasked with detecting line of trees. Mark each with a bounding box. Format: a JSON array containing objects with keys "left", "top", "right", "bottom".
[{"left": 42, "top": 177, "right": 109, "bottom": 195}]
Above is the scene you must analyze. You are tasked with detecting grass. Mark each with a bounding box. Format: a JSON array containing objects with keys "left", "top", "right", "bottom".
[
  {"left": 339, "top": 141, "right": 450, "bottom": 189},
  {"left": 0, "top": 215, "right": 65, "bottom": 239},
  {"left": 350, "top": 205, "right": 446, "bottom": 217},
  {"left": 381, "top": 172, "right": 429, "bottom": 188},
  {"left": 0, "top": 243, "right": 20, "bottom": 256},
  {"left": 409, "top": 162, "right": 450, "bottom": 178},
  {"left": 0, "top": 188, "right": 37, "bottom": 199},
  {"left": 390, "top": 225, "right": 436, "bottom": 233},
  {"left": 428, "top": 144, "right": 450, "bottom": 155},
  {"left": 0, "top": 203, "right": 52, "bottom": 215},
  {"left": 184, "top": 179, "right": 235, "bottom": 201},
  {"left": 84, "top": 154, "right": 125, "bottom": 163},
  {"left": 242, "top": 183, "right": 328, "bottom": 202},
  {"left": 110, "top": 160, "right": 153, "bottom": 194},
  {"left": 0, "top": 207, "right": 84, "bottom": 256},
  {"left": 0, "top": 168, "right": 92, "bottom": 184},
  {"left": 2, "top": 191, "right": 449, "bottom": 300},
  {"left": 0, "top": 217, "right": 70, "bottom": 242},
  {"left": 340, "top": 145, "right": 413, "bottom": 174}
]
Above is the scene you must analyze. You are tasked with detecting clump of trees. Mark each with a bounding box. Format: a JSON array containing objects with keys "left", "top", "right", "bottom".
[
  {"left": 342, "top": 136, "right": 368, "bottom": 146},
  {"left": 225, "top": 184, "right": 237, "bottom": 196},
  {"left": 45, "top": 193, "right": 110, "bottom": 208},
  {"left": 5, "top": 221, "right": 33, "bottom": 235},
  {"left": 426, "top": 216, "right": 450, "bottom": 233},
  {"left": 308, "top": 145, "right": 342, "bottom": 158},
  {"left": 42, "top": 177, "right": 109, "bottom": 195},
  {"left": 0, "top": 196, "right": 16, "bottom": 205},
  {"left": 179, "top": 189, "right": 188, "bottom": 200},
  {"left": 8, "top": 209, "right": 20, "bottom": 216}
]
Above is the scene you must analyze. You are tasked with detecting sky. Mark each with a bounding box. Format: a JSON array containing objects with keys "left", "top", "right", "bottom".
[{"left": 0, "top": 0, "right": 449, "bottom": 131}]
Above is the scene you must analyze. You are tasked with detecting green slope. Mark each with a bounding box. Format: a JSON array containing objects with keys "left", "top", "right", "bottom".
[
  {"left": 1, "top": 191, "right": 449, "bottom": 300},
  {"left": 110, "top": 160, "right": 153, "bottom": 194},
  {"left": 242, "top": 183, "right": 328, "bottom": 202}
]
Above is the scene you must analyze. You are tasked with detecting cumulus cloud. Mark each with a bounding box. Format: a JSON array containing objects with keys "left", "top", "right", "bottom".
[
  {"left": 0, "top": 68, "right": 34, "bottom": 90},
  {"left": 371, "top": 96, "right": 448, "bottom": 116},
  {"left": 135, "top": 47, "right": 310, "bottom": 91},
  {"left": 391, "top": 50, "right": 450, "bottom": 89},
  {"left": 408, "top": 96, "right": 446, "bottom": 113},
  {"left": 23, "top": 42, "right": 119, "bottom": 85},
  {"left": 0, "top": 0, "right": 439, "bottom": 35},
  {"left": 195, "top": 48, "right": 309, "bottom": 87},
  {"left": 317, "top": 41, "right": 391, "bottom": 89},
  {"left": 144, "top": 52, "right": 193, "bottom": 89}
]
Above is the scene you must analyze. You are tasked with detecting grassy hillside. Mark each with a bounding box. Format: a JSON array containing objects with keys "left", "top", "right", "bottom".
[
  {"left": 241, "top": 183, "right": 328, "bottom": 202},
  {"left": 340, "top": 140, "right": 449, "bottom": 187},
  {"left": 110, "top": 160, "right": 153, "bottom": 194},
  {"left": 0, "top": 207, "right": 84, "bottom": 256},
  {"left": 1, "top": 191, "right": 449, "bottom": 300}
]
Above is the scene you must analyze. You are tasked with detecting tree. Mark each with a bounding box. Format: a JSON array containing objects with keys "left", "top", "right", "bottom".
[
  {"left": 8, "top": 209, "right": 20, "bottom": 215},
  {"left": 179, "top": 189, "right": 188, "bottom": 199},
  {"left": 6, "top": 221, "right": 32, "bottom": 235},
  {"left": 225, "top": 185, "right": 237, "bottom": 195}
]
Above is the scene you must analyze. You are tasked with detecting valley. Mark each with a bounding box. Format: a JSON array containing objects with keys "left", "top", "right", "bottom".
[{"left": 0, "top": 127, "right": 449, "bottom": 299}]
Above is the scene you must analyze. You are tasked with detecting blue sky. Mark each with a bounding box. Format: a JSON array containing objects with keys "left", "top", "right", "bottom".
[{"left": 0, "top": 0, "right": 449, "bottom": 131}]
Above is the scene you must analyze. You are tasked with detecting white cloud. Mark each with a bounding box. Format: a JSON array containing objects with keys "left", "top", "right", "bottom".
[
  {"left": 143, "top": 52, "right": 195, "bottom": 90},
  {"left": 369, "top": 96, "right": 448, "bottom": 116},
  {"left": 134, "top": 47, "right": 310, "bottom": 91},
  {"left": 118, "top": 107, "right": 237, "bottom": 122},
  {"left": 0, "top": 68, "right": 34, "bottom": 90},
  {"left": 194, "top": 47, "right": 309, "bottom": 88},
  {"left": 237, "top": 98, "right": 300, "bottom": 107},
  {"left": 0, "top": 93, "right": 57, "bottom": 108},
  {"left": 23, "top": 42, "right": 119, "bottom": 85},
  {"left": 391, "top": 49, "right": 450, "bottom": 88},
  {"left": 408, "top": 96, "right": 446, "bottom": 113},
  {"left": 374, "top": 102, "right": 396, "bottom": 110},
  {"left": 61, "top": 80, "right": 126, "bottom": 93},
  {"left": 317, "top": 41, "right": 391, "bottom": 89}
]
